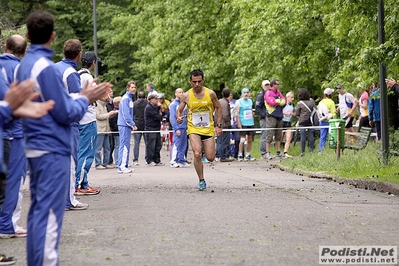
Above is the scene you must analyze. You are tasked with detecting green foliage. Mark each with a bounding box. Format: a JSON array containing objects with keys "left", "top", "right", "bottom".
[
  {"left": 2, "top": 0, "right": 399, "bottom": 105},
  {"left": 281, "top": 142, "right": 399, "bottom": 185}
]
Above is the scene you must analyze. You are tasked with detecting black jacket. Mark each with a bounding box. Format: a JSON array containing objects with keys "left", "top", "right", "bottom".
[
  {"left": 255, "top": 89, "right": 267, "bottom": 119},
  {"left": 134, "top": 99, "right": 147, "bottom": 131},
  {"left": 144, "top": 103, "right": 162, "bottom": 131}
]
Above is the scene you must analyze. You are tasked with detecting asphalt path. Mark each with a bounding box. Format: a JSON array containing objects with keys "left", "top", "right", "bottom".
[{"left": 1, "top": 146, "right": 398, "bottom": 266}]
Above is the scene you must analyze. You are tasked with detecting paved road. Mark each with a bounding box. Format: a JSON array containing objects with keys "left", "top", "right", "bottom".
[{"left": 1, "top": 147, "right": 398, "bottom": 265}]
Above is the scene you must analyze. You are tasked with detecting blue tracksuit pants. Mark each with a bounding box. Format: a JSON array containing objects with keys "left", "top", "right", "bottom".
[
  {"left": 27, "top": 153, "right": 69, "bottom": 266},
  {"left": 66, "top": 125, "right": 79, "bottom": 208},
  {"left": 76, "top": 122, "right": 97, "bottom": 189},
  {"left": 170, "top": 128, "right": 187, "bottom": 164},
  {"left": 118, "top": 126, "right": 131, "bottom": 170},
  {"left": 0, "top": 137, "right": 26, "bottom": 234}
]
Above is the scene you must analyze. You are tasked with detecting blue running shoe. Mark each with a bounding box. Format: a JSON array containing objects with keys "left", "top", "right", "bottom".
[
  {"left": 198, "top": 180, "right": 207, "bottom": 191},
  {"left": 201, "top": 156, "right": 209, "bottom": 163}
]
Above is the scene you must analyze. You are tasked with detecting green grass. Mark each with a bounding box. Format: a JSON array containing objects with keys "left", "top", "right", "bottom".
[{"left": 250, "top": 134, "right": 399, "bottom": 185}]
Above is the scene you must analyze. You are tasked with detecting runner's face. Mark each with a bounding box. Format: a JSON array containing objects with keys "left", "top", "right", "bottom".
[{"left": 190, "top": 75, "right": 204, "bottom": 91}]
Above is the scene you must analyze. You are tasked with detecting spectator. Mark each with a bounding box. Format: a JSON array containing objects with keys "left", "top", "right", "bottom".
[
  {"left": 95, "top": 93, "right": 118, "bottom": 169},
  {"left": 0, "top": 63, "right": 54, "bottom": 266},
  {"left": 235, "top": 88, "right": 256, "bottom": 161},
  {"left": 169, "top": 88, "right": 190, "bottom": 167},
  {"left": 282, "top": 91, "right": 295, "bottom": 158},
  {"left": 228, "top": 93, "right": 240, "bottom": 159},
  {"left": 176, "top": 69, "right": 222, "bottom": 191},
  {"left": 358, "top": 85, "right": 373, "bottom": 131},
  {"left": 264, "top": 79, "right": 286, "bottom": 159},
  {"left": 16, "top": 11, "right": 112, "bottom": 265},
  {"left": 146, "top": 82, "right": 158, "bottom": 96},
  {"left": 117, "top": 81, "right": 137, "bottom": 173},
  {"left": 368, "top": 85, "right": 381, "bottom": 140},
  {"left": 75, "top": 51, "right": 102, "bottom": 196},
  {"left": 54, "top": 39, "right": 89, "bottom": 210},
  {"left": 255, "top": 79, "right": 270, "bottom": 159},
  {"left": 144, "top": 94, "right": 164, "bottom": 166},
  {"left": 317, "top": 88, "right": 336, "bottom": 153},
  {"left": 133, "top": 91, "right": 146, "bottom": 165},
  {"left": 109, "top": 96, "right": 121, "bottom": 167},
  {"left": 0, "top": 34, "right": 30, "bottom": 238},
  {"left": 157, "top": 93, "right": 172, "bottom": 149},
  {"left": 335, "top": 84, "right": 359, "bottom": 142},
  {"left": 106, "top": 91, "right": 115, "bottom": 166},
  {"left": 296, "top": 88, "right": 316, "bottom": 156},
  {"left": 216, "top": 88, "right": 233, "bottom": 162}
]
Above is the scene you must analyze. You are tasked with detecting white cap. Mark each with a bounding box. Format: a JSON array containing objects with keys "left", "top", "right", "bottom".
[
  {"left": 324, "top": 88, "right": 334, "bottom": 95},
  {"left": 262, "top": 80, "right": 270, "bottom": 86}
]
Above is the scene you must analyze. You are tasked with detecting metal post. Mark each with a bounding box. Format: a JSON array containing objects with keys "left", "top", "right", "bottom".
[
  {"left": 93, "top": 0, "right": 99, "bottom": 77},
  {"left": 378, "top": 0, "right": 389, "bottom": 164},
  {"left": 336, "top": 123, "right": 341, "bottom": 160}
]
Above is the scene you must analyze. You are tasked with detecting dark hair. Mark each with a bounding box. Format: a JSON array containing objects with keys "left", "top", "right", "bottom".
[
  {"left": 26, "top": 11, "right": 55, "bottom": 44},
  {"left": 138, "top": 91, "right": 146, "bottom": 99},
  {"left": 297, "top": 88, "right": 310, "bottom": 100},
  {"left": 5, "top": 35, "right": 27, "bottom": 58},
  {"left": 222, "top": 87, "right": 231, "bottom": 98},
  {"left": 126, "top": 80, "right": 137, "bottom": 89},
  {"left": 190, "top": 69, "right": 204, "bottom": 80},
  {"left": 63, "top": 39, "right": 81, "bottom": 60},
  {"left": 270, "top": 79, "right": 279, "bottom": 87}
]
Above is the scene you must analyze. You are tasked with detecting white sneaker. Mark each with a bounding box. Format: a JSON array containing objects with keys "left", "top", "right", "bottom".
[
  {"left": 68, "top": 202, "right": 89, "bottom": 211},
  {"left": 178, "top": 162, "right": 191, "bottom": 168},
  {"left": 170, "top": 163, "right": 179, "bottom": 168},
  {"left": 117, "top": 168, "right": 133, "bottom": 174},
  {"left": 133, "top": 161, "right": 139, "bottom": 166}
]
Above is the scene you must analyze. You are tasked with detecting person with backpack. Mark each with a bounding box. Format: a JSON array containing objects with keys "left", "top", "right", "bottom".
[
  {"left": 75, "top": 51, "right": 101, "bottom": 195},
  {"left": 255, "top": 80, "right": 270, "bottom": 159},
  {"left": 335, "top": 84, "right": 359, "bottom": 142},
  {"left": 317, "top": 88, "right": 336, "bottom": 153},
  {"left": 264, "top": 79, "right": 286, "bottom": 159},
  {"left": 296, "top": 88, "right": 316, "bottom": 156}
]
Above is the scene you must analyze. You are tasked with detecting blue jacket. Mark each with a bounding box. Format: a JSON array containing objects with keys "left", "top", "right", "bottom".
[
  {"left": 16, "top": 45, "right": 89, "bottom": 155},
  {"left": 117, "top": 91, "right": 135, "bottom": 128},
  {"left": 368, "top": 88, "right": 380, "bottom": 122},
  {"left": 169, "top": 99, "right": 187, "bottom": 131},
  {"left": 0, "top": 64, "right": 13, "bottom": 173},
  {"left": 55, "top": 58, "right": 82, "bottom": 128},
  {"left": 0, "top": 53, "right": 23, "bottom": 139}
]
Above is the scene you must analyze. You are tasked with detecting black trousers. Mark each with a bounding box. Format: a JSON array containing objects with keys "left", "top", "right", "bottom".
[{"left": 145, "top": 132, "right": 162, "bottom": 164}]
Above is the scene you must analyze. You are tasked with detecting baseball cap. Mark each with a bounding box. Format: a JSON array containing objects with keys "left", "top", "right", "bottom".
[
  {"left": 147, "top": 94, "right": 157, "bottom": 101},
  {"left": 262, "top": 80, "right": 270, "bottom": 86},
  {"left": 324, "top": 88, "right": 334, "bottom": 95},
  {"left": 81, "top": 51, "right": 101, "bottom": 65},
  {"left": 241, "top": 88, "right": 250, "bottom": 93},
  {"left": 157, "top": 93, "right": 165, "bottom": 99},
  {"left": 335, "top": 84, "right": 342, "bottom": 89}
]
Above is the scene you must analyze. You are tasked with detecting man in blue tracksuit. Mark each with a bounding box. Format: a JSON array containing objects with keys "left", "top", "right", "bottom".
[
  {"left": 75, "top": 51, "right": 102, "bottom": 195},
  {"left": 55, "top": 39, "right": 89, "bottom": 211},
  {"left": 16, "top": 11, "right": 112, "bottom": 266},
  {"left": 117, "top": 81, "right": 137, "bottom": 173},
  {"left": 0, "top": 35, "right": 29, "bottom": 239},
  {"left": 0, "top": 61, "right": 55, "bottom": 266},
  {"left": 169, "top": 88, "right": 190, "bottom": 167}
]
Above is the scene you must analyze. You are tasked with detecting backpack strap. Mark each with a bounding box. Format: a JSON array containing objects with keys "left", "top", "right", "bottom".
[
  {"left": 78, "top": 68, "right": 91, "bottom": 76},
  {"left": 299, "top": 100, "right": 311, "bottom": 112}
]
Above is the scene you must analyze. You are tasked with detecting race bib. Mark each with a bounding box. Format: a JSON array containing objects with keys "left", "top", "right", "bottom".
[
  {"left": 243, "top": 110, "right": 253, "bottom": 119},
  {"left": 192, "top": 112, "right": 210, "bottom": 128}
]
